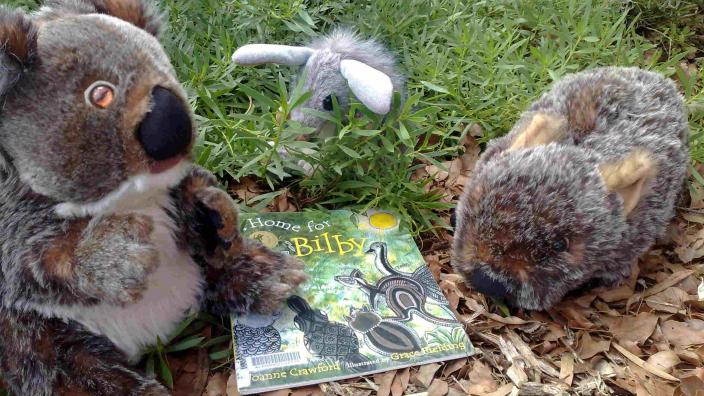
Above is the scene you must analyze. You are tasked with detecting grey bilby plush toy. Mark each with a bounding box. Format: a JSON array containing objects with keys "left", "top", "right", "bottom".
[
  {"left": 232, "top": 29, "right": 405, "bottom": 175},
  {"left": 0, "top": 1, "right": 306, "bottom": 395},
  {"left": 233, "top": 28, "right": 406, "bottom": 134},
  {"left": 452, "top": 66, "right": 688, "bottom": 311}
]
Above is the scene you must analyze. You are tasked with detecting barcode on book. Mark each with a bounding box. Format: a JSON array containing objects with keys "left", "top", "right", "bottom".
[{"left": 246, "top": 350, "right": 305, "bottom": 371}]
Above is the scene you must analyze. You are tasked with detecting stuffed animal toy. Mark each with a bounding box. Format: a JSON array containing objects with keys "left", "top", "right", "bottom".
[
  {"left": 0, "top": 1, "right": 306, "bottom": 394},
  {"left": 233, "top": 28, "right": 405, "bottom": 134},
  {"left": 232, "top": 28, "right": 405, "bottom": 175},
  {"left": 451, "top": 66, "right": 689, "bottom": 311}
]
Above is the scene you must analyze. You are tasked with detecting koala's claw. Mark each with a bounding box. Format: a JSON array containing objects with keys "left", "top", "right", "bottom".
[
  {"left": 249, "top": 250, "right": 308, "bottom": 314},
  {"left": 194, "top": 186, "right": 240, "bottom": 248}
]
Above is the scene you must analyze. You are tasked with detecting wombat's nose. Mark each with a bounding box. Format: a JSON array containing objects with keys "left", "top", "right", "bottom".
[
  {"left": 470, "top": 267, "right": 511, "bottom": 300},
  {"left": 137, "top": 86, "right": 193, "bottom": 161}
]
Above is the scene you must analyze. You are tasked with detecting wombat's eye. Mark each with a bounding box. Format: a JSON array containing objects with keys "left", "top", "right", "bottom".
[
  {"left": 85, "top": 82, "right": 116, "bottom": 109},
  {"left": 551, "top": 237, "right": 569, "bottom": 253},
  {"left": 322, "top": 94, "right": 334, "bottom": 111}
]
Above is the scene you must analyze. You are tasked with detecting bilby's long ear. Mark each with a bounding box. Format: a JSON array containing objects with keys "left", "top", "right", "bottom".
[
  {"left": 0, "top": 7, "right": 38, "bottom": 97},
  {"left": 507, "top": 112, "right": 567, "bottom": 152},
  {"left": 340, "top": 59, "right": 393, "bottom": 115},
  {"left": 45, "top": 0, "right": 163, "bottom": 37},
  {"left": 599, "top": 150, "right": 657, "bottom": 216},
  {"left": 232, "top": 44, "right": 315, "bottom": 66}
]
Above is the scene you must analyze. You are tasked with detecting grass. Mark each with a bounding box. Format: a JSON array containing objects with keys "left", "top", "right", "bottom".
[
  {"left": 6, "top": 0, "right": 704, "bottom": 232},
  {"left": 156, "top": 0, "right": 703, "bottom": 232},
  {"left": 3, "top": 0, "right": 704, "bottom": 390}
]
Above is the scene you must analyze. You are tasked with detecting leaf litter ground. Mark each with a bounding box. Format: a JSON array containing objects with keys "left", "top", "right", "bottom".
[{"left": 196, "top": 127, "right": 704, "bottom": 396}]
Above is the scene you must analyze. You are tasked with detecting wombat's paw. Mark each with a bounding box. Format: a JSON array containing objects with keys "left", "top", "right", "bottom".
[
  {"left": 79, "top": 214, "right": 160, "bottom": 305},
  {"left": 194, "top": 186, "right": 240, "bottom": 248}
]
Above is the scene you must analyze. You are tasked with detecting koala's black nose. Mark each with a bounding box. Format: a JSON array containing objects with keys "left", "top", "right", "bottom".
[
  {"left": 137, "top": 86, "right": 193, "bottom": 161},
  {"left": 470, "top": 267, "right": 511, "bottom": 300}
]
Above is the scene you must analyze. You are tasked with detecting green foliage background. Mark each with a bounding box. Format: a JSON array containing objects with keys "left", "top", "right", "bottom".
[{"left": 6, "top": 0, "right": 703, "bottom": 234}]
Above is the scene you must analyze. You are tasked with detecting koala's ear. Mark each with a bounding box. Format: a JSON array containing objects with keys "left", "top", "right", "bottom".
[
  {"left": 47, "top": 0, "right": 162, "bottom": 37},
  {"left": 598, "top": 150, "right": 657, "bottom": 216},
  {"left": 0, "top": 7, "right": 38, "bottom": 96},
  {"left": 232, "top": 44, "right": 315, "bottom": 66},
  {"left": 507, "top": 113, "right": 566, "bottom": 152},
  {"left": 340, "top": 59, "right": 393, "bottom": 115}
]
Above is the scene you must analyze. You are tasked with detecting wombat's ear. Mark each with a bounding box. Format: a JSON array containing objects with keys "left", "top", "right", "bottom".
[
  {"left": 599, "top": 150, "right": 656, "bottom": 216},
  {"left": 0, "top": 7, "right": 38, "bottom": 97},
  {"left": 46, "top": 0, "right": 162, "bottom": 37},
  {"left": 507, "top": 113, "right": 566, "bottom": 151}
]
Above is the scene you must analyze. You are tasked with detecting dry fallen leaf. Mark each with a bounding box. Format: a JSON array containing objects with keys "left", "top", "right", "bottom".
[
  {"left": 577, "top": 332, "right": 610, "bottom": 359},
  {"left": 627, "top": 270, "right": 694, "bottom": 309},
  {"left": 226, "top": 373, "right": 239, "bottom": 396},
  {"left": 391, "top": 367, "right": 410, "bottom": 396},
  {"left": 662, "top": 319, "right": 704, "bottom": 347},
  {"left": 375, "top": 370, "right": 397, "bottom": 396},
  {"left": 427, "top": 378, "right": 450, "bottom": 396},
  {"left": 612, "top": 343, "right": 680, "bottom": 382},
  {"left": 414, "top": 364, "right": 442, "bottom": 388},
  {"left": 646, "top": 350, "right": 681, "bottom": 374},
  {"left": 482, "top": 383, "right": 514, "bottom": 396},
  {"left": 645, "top": 287, "right": 690, "bottom": 313},
  {"left": 204, "top": 373, "right": 229, "bottom": 396},
  {"left": 442, "top": 358, "right": 468, "bottom": 378},
  {"left": 467, "top": 361, "right": 498, "bottom": 394},
  {"left": 607, "top": 312, "right": 659, "bottom": 345},
  {"left": 678, "top": 368, "right": 704, "bottom": 396}
]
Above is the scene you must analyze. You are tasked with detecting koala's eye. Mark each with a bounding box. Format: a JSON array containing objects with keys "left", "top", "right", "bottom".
[
  {"left": 85, "top": 82, "right": 116, "bottom": 109},
  {"left": 551, "top": 237, "right": 569, "bottom": 253},
  {"left": 322, "top": 94, "right": 334, "bottom": 111}
]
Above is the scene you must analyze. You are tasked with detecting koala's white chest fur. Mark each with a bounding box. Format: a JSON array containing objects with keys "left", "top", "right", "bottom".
[
  {"left": 51, "top": 201, "right": 204, "bottom": 361},
  {"left": 43, "top": 164, "right": 205, "bottom": 361},
  {"left": 87, "top": 203, "right": 203, "bottom": 360}
]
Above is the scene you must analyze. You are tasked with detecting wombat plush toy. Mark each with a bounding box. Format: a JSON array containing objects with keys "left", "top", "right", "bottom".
[
  {"left": 452, "top": 67, "right": 688, "bottom": 311},
  {"left": 0, "top": 1, "right": 306, "bottom": 394}
]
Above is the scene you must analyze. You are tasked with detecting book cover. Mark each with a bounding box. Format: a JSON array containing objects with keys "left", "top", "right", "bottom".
[{"left": 232, "top": 210, "right": 474, "bottom": 394}]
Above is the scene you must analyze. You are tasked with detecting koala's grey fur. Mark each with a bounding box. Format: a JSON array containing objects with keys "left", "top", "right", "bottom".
[
  {"left": 0, "top": 1, "right": 306, "bottom": 395},
  {"left": 290, "top": 28, "right": 406, "bottom": 133},
  {"left": 452, "top": 67, "right": 688, "bottom": 311}
]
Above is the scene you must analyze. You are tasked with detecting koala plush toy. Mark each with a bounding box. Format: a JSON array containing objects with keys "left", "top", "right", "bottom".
[
  {"left": 0, "top": 1, "right": 306, "bottom": 395},
  {"left": 452, "top": 67, "right": 688, "bottom": 311}
]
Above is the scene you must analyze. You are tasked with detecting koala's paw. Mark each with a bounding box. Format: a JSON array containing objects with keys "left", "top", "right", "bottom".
[
  {"left": 194, "top": 186, "right": 241, "bottom": 250},
  {"left": 79, "top": 214, "right": 160, "bottom": 305},
  {"left": 246, "top": 243, "right": 308, "bottom": 314}
]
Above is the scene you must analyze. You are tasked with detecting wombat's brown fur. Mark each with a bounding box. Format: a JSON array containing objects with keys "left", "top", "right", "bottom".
[
  {"left": 452, "top": 67, "right": 688, "bottom": 310},
  {"left": 0, "top": 1, "right": 305, "bottom": 394}
]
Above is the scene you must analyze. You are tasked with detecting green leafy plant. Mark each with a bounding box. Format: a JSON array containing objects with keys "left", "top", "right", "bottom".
[{"left": 141, "top": 313, "right": 232, "bottom": 388}]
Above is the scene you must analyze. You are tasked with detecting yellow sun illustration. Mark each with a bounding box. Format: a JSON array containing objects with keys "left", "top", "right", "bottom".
[
  {"left": 368, "top": 212, "right": 397, "bottom": 230},
  {"left": 249, "top": 231, "right": 279, "bottom": 249}
]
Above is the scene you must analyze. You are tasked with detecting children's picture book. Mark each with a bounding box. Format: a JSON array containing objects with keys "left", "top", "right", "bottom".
[{"left": 231, "top": 210, "right": 474, "bottom": 394}]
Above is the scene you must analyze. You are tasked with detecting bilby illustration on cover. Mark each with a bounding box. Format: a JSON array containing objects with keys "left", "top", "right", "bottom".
[{"left": 231, "top": 210, "right": 474, "bottom": 394}]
